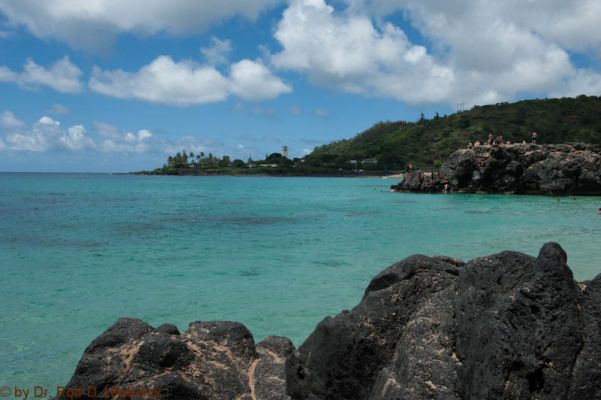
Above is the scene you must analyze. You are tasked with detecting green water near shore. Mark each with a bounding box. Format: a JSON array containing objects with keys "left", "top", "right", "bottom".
[{"left": 1, "top": 173, "right": 600, "bottom": 392}]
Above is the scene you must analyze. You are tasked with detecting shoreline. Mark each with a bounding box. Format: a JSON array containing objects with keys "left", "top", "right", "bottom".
[{"left": 130, "top": 171, "right": 404, "bottom": 179}]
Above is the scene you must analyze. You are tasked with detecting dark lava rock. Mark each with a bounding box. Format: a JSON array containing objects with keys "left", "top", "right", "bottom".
[
  {"left": 56, "top": 320, "right": 295, "bottom": 400},
  {"left": 59, "top": 243, "right": 601, "bottom": 399},
  {"left": 392, "top": 170, "right": 443, "bottom": 193},
  {"left": 392, "top": 143, "right": 601, "bottom": 195},
  {"left": 156, "top": 323, "right": 180, "bottom": 335}
]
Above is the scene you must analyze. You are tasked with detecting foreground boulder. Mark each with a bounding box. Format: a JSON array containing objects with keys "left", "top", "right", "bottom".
[
  {"left": 57, "top": 321, "right": 297, "bottom": 400},
  {"left": 59, "top": 243, "right": 601, "bottom": 399},
  {"left": 392, "top": 143, "right": 601, "bottom": 195}
]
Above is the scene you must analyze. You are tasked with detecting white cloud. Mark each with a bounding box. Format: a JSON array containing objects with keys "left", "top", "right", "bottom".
[
  {"left": 0, "top": 117, "right": 186, "bottom": 154},
  {"left": 0, "top": 0, "right": 280, "bottom": 51},
  {"left": 347, "top": 0, "right": 601, "bottom": 56},
  {"left": 289, "top": 106, "right": 302, "bottom": 115},
  {"left": 1, "top": 110, "right": 24, "bottom": 129},
  {"left": 230, "top": 59, "right": 292, "bottom": 100},
  {"left": 201, "top": 37, "right": 233, "bottom": 65},
  {"left": 138, "top": 129, "right": 153, "bottom": 141},
  {"left": 394, "top": 0, "right": 579, "bottom": 104},
  {"left": 0, "top": 57, "right": 83, "bottom": 93},
  {"left": 99, "top": 135, "right": 151, "bottom": 153},
  {"left": 90, "top": 55, "right": 290, "bottom": 106},
  {"left": 551, "top": 69, "right": 601, "bottom": 98},
  {"left": 271, "top": 0, "right": 454, "bottom": 104},
  {"left": 4, "top": 116, "right": 95, "bottom": 151},
  {"left": 60, "top": 125, "right": 96, "bottom": 151},
  {"left": 93, "top": 121, "right": 155, "bottom": 153},
  {"left": 90, "top": 56, "right": 230, "bottom": 106},
  {"left": 272, "top": 0, "right": 601, "bottom": 106}
]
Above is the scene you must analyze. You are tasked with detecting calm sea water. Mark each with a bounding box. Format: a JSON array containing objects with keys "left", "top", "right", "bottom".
[{"left": 1, "top": 173, "right": 600, "bottom": 391}]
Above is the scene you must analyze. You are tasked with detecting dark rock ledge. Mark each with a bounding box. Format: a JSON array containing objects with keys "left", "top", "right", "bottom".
[
  {"left": 392, "top": 143, "right": 601, "bottom": 195},
  {"left": 58, "top": 243, "right": 601, "bottom": 399}
]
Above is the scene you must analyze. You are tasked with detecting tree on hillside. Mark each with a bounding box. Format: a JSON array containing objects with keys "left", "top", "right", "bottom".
[{"left": 220, "top": 155, "right": 231, "bottom": 167}]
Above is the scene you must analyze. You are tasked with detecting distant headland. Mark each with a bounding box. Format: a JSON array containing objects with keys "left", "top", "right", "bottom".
[{"left": 134, "top": 95, "right": 601, "bottom": 179}]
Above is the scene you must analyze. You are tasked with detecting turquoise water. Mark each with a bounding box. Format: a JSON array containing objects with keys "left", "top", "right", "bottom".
[{"left": 1, "top": 173, "right": 600, "bottom": 392}]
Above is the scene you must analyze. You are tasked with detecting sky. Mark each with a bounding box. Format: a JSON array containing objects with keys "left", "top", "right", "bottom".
[{"left": 1, "top": 0, "right": 601, "bottom": 172}]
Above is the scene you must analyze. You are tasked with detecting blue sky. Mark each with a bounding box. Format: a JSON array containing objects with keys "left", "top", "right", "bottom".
[{"left": 1, "top": 0, "right": 600, "bottom": 172}]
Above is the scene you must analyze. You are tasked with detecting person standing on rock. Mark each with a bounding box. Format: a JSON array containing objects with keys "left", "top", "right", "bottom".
[{"left": 531, "top": 131, "right": 538, "bottom": 144}]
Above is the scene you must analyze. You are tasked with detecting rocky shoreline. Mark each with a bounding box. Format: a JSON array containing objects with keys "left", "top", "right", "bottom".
[
  {"left": 392, "top": 143, "right": 601, "bottom": 195},
  {"left": 57, "top": 243, "right": 601, "bottom": 399}
]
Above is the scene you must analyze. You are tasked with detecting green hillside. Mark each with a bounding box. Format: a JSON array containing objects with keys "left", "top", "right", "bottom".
[{"left": 304, "top": 95, "right": 601, "bottom": 170}]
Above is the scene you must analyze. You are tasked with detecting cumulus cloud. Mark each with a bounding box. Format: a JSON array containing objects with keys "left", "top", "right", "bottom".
[
  {"left": 1, "top": 110, "right": 24, "bottom": 129},
  {"left": 89, "top": 56, "right": 290, "bottom": 106},
  {"left": 346, "top": 0, "right": 601, "bottom": 56},
  {"left": 230, "top": 59, "right": 292, "bottom": 100},
  {"left": 93, "top": 121, "right": 155, "bottom": 153},
  {"left": 4, "top": 116, "right": 95, "bottom": 151},
  {"left": 271, "top": 0, "right": 601, "bottom": 106},
  {"left": 393, "top": 0, "right": 581, "bottom": 104},
  {"left": 552, "top": 69, "right": 601, "bottom": 98},
  {"left": 0, "top": 57, "right": 83, "bottom": 93},
  {"left": 60, "top": 125, "right": 96, "bottom": 151},
  {"left": 0, "top": 0, "right": 280, "bottom": 51},
  {"left": 0, "top": 116, "right": 217, "bottom": 155},
  {"left": 89, "top": 56, "right": 230, "bottom": 106},
  {"left": 93, "top": 122, "right": 215, "bottom": 155},
  {"left": 271, "top": 0, "right": 454, "bottom": 104},
  {"left": 201, "top": 37, "right": 233, "bottom": 65}
]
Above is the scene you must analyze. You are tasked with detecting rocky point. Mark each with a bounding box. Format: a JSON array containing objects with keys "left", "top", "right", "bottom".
[{"left": 392, "top": 143, "right": 601, "bottom": 195}]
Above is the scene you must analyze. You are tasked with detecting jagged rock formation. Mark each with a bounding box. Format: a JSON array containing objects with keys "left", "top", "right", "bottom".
[
  {"left": 392, "top": 143, "right": 601, "bottom": 195},
  {"left": 58, "top": 243, "right": 601, "bottom": 399}
]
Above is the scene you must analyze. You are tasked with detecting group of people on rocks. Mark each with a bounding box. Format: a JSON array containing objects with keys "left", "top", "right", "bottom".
[
  {"left": 403, "top": 131, "right": 541, "bottom": 195},
  {"left": 467, "top": 131, "right": 539, "bottom": 149}
]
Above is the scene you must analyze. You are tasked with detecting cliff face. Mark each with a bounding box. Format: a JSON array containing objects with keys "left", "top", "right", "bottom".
[
  {"left": 58, "top": 243, "right": 601, "bottom": 400},
  {"left": 392, "top": 143, "right": 601, "bottom": 195}
]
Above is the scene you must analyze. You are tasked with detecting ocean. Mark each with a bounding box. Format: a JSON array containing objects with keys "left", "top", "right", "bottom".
[{"left": 1, "top": 173, "right": 600, "bottom": 391}]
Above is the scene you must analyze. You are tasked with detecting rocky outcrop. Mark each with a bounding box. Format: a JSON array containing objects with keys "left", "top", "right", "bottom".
[
  {"left": 392, "top": 143, "right": 601, "bottom": 195},
  {"left": 59, "top": 243, "right": 601, "bottom": 399},
  {"left": 56, "top": 320, "right": 298, "bottom": 400}
]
